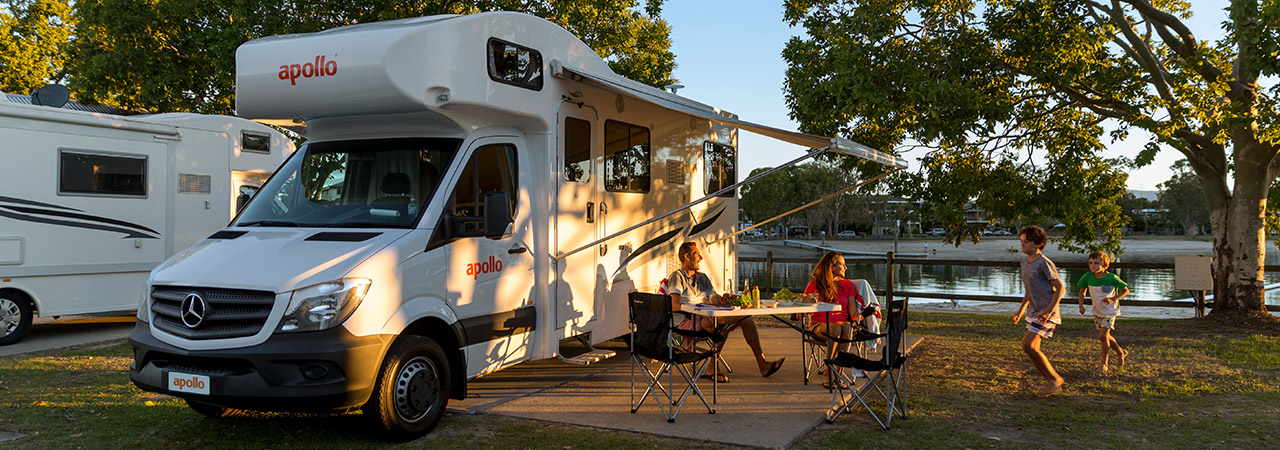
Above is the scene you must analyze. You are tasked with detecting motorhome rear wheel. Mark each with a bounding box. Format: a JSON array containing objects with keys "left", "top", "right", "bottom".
[
  {"left": 364, "top": 336, "right": 451, "bottom": 440},
  {"left": 0, "top": 292, "right": 33, "bottom": 345}
]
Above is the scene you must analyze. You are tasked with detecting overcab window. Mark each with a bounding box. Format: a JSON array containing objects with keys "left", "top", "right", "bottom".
[
  {"left": 59, "top": 150, "right": 147, "bottom": 197},
  {"left": 487, "top": 38, "right": 543, "bottom": 91},
  {"left": 604, "top": 120, "right": 650, "bottom": 193},
  {"left": 704, "top": 141, "right": 736, "bottom": 197}
]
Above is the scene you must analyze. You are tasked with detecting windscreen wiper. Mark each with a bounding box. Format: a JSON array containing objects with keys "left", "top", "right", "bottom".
[{"left": 237, "top": 220, "right": 300, "bottom": 227}]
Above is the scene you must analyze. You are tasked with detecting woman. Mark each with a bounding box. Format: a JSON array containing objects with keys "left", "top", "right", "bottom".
[{"left": 803, "top": 251, "right": 866, "bottom": 389}]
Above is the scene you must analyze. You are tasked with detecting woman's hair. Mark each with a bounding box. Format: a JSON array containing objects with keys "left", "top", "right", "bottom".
[{"left": 810, "top": 251, "right": 842, "bottom": 302}]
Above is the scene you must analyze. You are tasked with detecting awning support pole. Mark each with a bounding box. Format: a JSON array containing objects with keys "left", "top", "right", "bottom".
[
  {"left": 722, "top": 168, "right": 901, "bottom": 242},
  {"left": 554, "top": 145, "right": 832, "bottom": 261}
]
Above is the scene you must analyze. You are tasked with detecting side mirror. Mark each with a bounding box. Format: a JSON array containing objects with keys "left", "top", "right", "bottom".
[
  {"left": 483, "top": 191, "right": 513, "bottom": 239},
  {"left": 236, "top": 193, "right": 252, "bottom": 213}
]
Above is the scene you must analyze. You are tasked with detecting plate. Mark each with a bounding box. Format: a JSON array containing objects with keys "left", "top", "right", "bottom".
[{"left": 775, "top": 301, "right": 795, "bottom": 307}]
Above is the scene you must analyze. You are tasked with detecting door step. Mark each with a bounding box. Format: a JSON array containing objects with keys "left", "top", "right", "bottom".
[{"left": 560, "top": 349, "right": 616, "bottom": 365}]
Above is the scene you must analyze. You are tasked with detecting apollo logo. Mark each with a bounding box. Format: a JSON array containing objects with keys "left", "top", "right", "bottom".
[
  {"left": 278, "top": 55, "right": 338, "bottom": 85},
  {"left": 466, "top": 255, "right": 504, "bottom": 280}
]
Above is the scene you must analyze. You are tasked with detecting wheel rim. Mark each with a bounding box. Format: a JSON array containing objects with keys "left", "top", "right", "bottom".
[
  {"left": 0, "top": 298, "right": 19, "bottom": 336},
  {"left": 393, "top": 355, "right": 440, "bottom": 424}
]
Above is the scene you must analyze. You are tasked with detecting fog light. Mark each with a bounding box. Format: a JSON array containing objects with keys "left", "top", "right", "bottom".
[{"left": 302, "top": 364, "right": 329, "bottom": 380}]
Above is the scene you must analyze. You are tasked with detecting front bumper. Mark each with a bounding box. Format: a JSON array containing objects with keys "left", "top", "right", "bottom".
[{"left": 128, "top": 321, "right": 392, "bottom": 412}]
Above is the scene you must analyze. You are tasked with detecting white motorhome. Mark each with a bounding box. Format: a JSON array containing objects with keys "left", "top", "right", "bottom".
[
  {"left": 0, "top": 94, "right": 294, "bottom": 344},
  {"left": 126, "top": 12, "right": 905, "bottom": 439}
]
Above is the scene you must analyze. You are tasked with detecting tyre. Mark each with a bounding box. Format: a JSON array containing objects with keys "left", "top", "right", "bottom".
[
  {"left": 363, "top": 336, "right": 450, "bottom": 441},
  {"left": 0, "top": 292, "right": 33, "bottom": 346},
  {"left": 185, "top": 399, "right": 236, "bottom": 418}
]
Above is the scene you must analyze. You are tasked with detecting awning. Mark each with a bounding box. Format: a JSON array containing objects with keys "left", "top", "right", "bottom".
[{"left": 549, "top": 60, "right": 908, "bottom": 169}]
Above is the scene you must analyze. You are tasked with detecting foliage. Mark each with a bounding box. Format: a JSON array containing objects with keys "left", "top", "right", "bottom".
[
  {"left": 65, "top": 0, "right": 674, "bottom": 114},
  {"left": 0, "top": 0, "right": 73, "bottom": 93},
  {"left": 1157, "top": 159, "right": 1210, "bottom": 236},
  {"left": 739, "top": 160, "right": 869, "bottom": 235},
  {"left": 1116, "top": 190, "right": 1157, "bottom": 233},
  {"left": 782, "top": 0, "right": 1277, "bottom": 311}
]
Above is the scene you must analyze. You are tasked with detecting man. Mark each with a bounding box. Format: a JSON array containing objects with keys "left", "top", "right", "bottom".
[{"left": 666, "top": 242, "right": 785, "bottom": 381}]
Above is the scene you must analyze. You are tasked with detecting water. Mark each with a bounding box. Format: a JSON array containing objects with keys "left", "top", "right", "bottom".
[{"left": 738, "top": 262, "right": 1280, "bottom": 305}]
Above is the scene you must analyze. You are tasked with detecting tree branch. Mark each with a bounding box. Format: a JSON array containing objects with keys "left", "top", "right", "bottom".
[{"left": 1106, "top": 0, "right": 1178, "bottom": 104}]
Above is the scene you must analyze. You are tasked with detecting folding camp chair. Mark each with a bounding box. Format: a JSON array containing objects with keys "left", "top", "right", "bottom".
[
  {"left": 823, "top": 298, "right": 909, "bottom": 428},
  {"left": 801, "top": 312, "right": 880, "bottom": 385},
  {"left": 628, "top": 292, "right": 724, "bottom": 422}
]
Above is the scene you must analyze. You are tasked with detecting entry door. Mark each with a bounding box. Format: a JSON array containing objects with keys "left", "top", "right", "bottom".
[{"left": 554, "top": 107, "right": 602, "bottom": 335}]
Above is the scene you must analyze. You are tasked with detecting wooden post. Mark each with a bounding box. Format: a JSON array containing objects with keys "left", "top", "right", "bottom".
[
  {"left": 1194, "top": 291, "right": 1205, "bottom": 318},
  {"left": 766, "top": 251, "right": 774, "bottom": 294}
]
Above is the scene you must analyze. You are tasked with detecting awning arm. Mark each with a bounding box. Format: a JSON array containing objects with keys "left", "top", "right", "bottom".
[
  {"left": 553, "top": 145, "right": 831, "bottom": 261},
  {"left": 720, "top": 168, "right": 901, "bottom": 243}
]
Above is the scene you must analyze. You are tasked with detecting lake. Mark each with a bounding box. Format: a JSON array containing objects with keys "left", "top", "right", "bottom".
[{"left": 738, "top": 261, "right": 1280, "bottom": 306}]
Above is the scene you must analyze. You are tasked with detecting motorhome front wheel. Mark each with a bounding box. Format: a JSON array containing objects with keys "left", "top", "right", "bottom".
[
  {"left": 0, "top": 292, "right": 33, "bottom": 345},
  {"left": 364, "top": 336, "right": 450, "bottom": 440}
]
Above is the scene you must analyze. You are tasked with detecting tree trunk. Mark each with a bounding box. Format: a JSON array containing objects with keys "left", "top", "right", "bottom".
[{"left": 1210, "top": 158, "right": 1269, "bottom": 313}]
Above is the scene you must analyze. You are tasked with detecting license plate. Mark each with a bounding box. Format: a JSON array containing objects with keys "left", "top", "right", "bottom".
[{"left": 168, "top": 371, "right": 210, "bottom": 395}]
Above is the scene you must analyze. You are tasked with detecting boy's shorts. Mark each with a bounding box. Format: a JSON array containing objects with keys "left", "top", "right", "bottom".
[
  {"left": 1094, "top": 316, "right": 1117, "bottom": 330},
  {"left": 1025, "top": 317, "right": 1056, "bottom": 338}
]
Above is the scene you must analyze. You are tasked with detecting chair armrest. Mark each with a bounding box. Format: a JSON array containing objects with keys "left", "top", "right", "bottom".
[{"left": 672, "top": 328, "right": 726, "bottom": 344}]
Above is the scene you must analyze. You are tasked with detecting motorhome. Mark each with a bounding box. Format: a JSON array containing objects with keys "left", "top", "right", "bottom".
[
  {"left": 0, "top": 93, "right": 294, "bottom": 345},
  {"left": 126, "top": 12, "right": 906, "bottom": 439}
]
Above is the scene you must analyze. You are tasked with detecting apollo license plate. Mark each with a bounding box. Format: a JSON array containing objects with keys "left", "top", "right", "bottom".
[{"left": 168, "top": 371, "right": 211, "bottom": 395}]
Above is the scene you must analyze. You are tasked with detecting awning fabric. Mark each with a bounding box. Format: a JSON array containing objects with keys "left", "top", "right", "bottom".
[{"left": 550, "top": 60, "right": 908, "bottom": 169}]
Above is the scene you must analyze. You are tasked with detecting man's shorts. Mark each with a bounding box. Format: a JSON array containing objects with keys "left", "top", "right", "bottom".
[
  {"left": 1025, "top": 317, "right": 1056, "bottom": 338},
  {"left": 1094, "top": 316, "right": 1117, "bottom": 330}
]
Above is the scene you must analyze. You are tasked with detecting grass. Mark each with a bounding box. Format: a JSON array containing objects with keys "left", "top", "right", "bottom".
[{"left": 3, "top": 313, "right": 1279, "bottom": 449}]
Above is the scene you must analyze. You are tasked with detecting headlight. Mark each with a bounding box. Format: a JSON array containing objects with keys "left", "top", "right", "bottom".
[
  {"left": 136, "top": 286, "right": 151, "bottom": 322},
  {"left": 277, "top": 278, "right": 371, "bottom": 333}
]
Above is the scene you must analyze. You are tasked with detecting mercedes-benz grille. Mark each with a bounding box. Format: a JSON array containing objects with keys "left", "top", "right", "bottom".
[{"left": 150, "top": 287, "right": 275, "bottom": 339}]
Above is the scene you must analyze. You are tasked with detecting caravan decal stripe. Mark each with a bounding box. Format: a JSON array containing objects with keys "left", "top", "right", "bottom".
[
  {"left": 687, "top": 207, "right": 725, "bottom": 237},
  {"left": 458, "top": 306, "right": 537, "bottom": 346},
  {"left": 611, "top": 226, "right": 685, "bottom": 280},
  {"left": 0, "top": 208, "right": 160, "bottom": 239},
  {"left": 0, "top": 204, "right": 161, "bottom": 236},
  {"left": 0, "top": 195, "right": 82, "bottom": 212}
]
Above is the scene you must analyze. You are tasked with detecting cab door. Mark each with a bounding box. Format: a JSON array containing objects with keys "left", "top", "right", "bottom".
[
  {"left": 440, "top": 135, "right": 535, "bottom": 375},
  {"left": 553, "top": 106, "right": 601, "bottom": 337}
]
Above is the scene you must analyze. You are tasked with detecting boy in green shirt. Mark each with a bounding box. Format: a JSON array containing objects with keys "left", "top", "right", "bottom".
[{"left": 1076, "top": 251, "right": 1130, "bottom": 372}]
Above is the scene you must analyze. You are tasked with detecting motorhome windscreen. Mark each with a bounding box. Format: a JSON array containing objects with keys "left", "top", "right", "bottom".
[{"left": 234, "top": 137, "right": 461, "bottom": 228}]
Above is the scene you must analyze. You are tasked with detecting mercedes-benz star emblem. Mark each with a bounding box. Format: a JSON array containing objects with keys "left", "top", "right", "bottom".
[{"left": 180, "top": 293, "right": 207, "bottom": 329}]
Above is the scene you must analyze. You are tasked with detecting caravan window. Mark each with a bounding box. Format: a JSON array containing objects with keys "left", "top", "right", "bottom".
[
  {"left": 58, "top": 150, "right": 147, "bottom": 197},
  {"left": 233, "top": 137, "right": 460, "bottom": 228},
  {"left": 563, "top": 117, "right": 591, "bottom": 183},
  {"left": 604, "top": 120, "right": 650, "bottom": 193},
  {"left": 487, "top": 38, "right": 543, "bottom": 91},
  {"left": 447, "top": 144, "right": 519, "bottom": 235},
  {"left": 703, "top": 141, "right": 736, "bottom": 197}
]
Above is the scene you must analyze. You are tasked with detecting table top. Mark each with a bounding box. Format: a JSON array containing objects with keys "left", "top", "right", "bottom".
[{"left": 680, "top": 301, "right": 841, "bottom": 317}]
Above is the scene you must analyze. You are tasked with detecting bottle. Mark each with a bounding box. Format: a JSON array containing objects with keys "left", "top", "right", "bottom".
[{"left": 752, "top": 286, "right": 760, "bottom": 308}]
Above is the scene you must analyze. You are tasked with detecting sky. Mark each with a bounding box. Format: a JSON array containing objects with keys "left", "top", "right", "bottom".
[{"left": 662, "top": 0, "right": 1243, "bottom": 192}]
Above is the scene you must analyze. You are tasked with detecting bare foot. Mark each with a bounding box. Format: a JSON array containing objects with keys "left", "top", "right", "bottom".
[
  {"left": 1036, "top": 379, "right": 1063, "bottom": 397},
  {"left": 1099, "top": 363, "right": 1109, "bottom": 373},
  {"left": 1117, "top": 349, "right": 1128, "bottom": 368}
]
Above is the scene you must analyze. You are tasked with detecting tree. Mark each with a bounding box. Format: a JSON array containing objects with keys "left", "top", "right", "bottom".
[
  {"left": 1116, "top": 190, "right": 1155, "bottom": 233},
  {"left": 66, "top": 0, "right": 674, "bottom": 114},
  {"left": 740, "top": 166, "right": 801, "bottom": 234},
  {"left": 1158, "top": 159, "right": 1210, "bottom": 237},
  {"left": 782, "top": 0, "right": 1277, "bottom": 314},
  {"left": 0, "top": 0, "right": 73, "bottom": 93}
]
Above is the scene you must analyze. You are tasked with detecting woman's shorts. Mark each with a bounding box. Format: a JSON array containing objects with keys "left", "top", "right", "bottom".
[
  {"left": 1025, "top": 317, "right": 1056, "bottom": 338},
  {"left": 1094, "top": 316, "right": 1117, "bottom": 330}
]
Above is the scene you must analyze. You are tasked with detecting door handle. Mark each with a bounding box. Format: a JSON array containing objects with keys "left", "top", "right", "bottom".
[
  {"left": 508, "top": 244, "right": 528, "bottom": 254},
  {"left": 586, "top": 201, "right": 594, "bottom": 223},
  {"left": 600, "top": 201, "right": 608, "bottom": 215}
]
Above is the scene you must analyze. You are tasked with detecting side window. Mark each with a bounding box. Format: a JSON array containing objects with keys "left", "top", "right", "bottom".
[
  {"left": 604, "top": 120, "right": 650, "bottom": 193},
  {"left": 59, "top": 150, "right": 147, "bottom": 197},
  {"left": 448, "top": 144, "right": 518, "bottom": 235},
  {"left": 563, "top": 117, "right": 591, "bottom": 183},
  {"left": 487, "top": 38, "right": 543, "bottom": 91},
  {"left": 704, "top": 141, "right": 736, "bottom": 197}
]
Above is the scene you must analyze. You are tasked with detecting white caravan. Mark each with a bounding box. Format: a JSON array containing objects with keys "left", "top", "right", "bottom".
[
  {"left": 126, "top": 12, "right": 905, "bottom": 439},
  {"left": 0, "top": 95, "right": 294, "bottom": 344}
]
